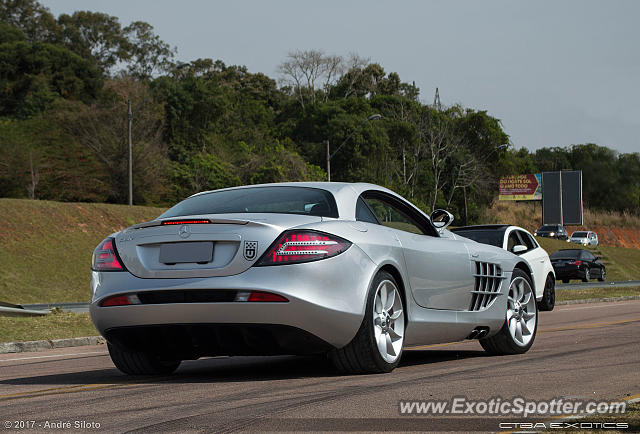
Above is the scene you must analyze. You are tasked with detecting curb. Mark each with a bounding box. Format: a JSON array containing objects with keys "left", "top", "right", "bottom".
[
  {"left": 0, "top": 336, "right": 105, "bottom": 354},
  {"left": 556, "top": 295, "right": 640, "bottom": 306}
]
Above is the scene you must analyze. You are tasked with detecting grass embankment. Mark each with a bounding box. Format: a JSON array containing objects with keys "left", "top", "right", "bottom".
[
  {"left": 0, "top": 311, "right": 96, "bottom": 342},
  {"left": 484, "top": 201, "right": 640, "bottom": 249},
  {"left": 484, "top": 201, "right": 640, "bottom": 233},
  {"left": 536, "top": 237, "right": 640, "bottom": 282},
  {"left": 0, "top": 198, "right": 163, "bottom": 304},
  {"left": 556, "top": 287, "right": 640, "bottom": 302}
]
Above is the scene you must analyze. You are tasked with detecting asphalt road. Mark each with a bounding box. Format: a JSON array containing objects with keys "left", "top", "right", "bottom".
[{"left": 1, "top": 300, "right": 639, "bottom": 432}]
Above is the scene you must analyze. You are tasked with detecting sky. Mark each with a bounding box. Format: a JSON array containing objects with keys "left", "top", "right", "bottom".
[{"left": 42, "top": 0, "right": 640, "bottom": 154}]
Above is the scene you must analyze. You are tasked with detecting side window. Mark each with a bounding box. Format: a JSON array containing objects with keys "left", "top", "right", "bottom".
[
  {"left": 507, "top": 231, "right": 521, "bottom": 252},
  {"left": 524, "top": 232, "right": 539, "bottom": 249},
  {"left": 356, "top": 197, "right": 380, "bottom": 224},
  {"left": 583, "top": 251, "right": 595, "bottom": 261},
  {"left": 362, "top": 196, "right": 427, "bottom": 235},
  {"left": 518, "top": 231, "right": 536, "bottom": 250}
]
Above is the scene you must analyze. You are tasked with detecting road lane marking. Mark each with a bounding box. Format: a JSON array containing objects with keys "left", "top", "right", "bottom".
[
  {"left": 406, "top": 317, "right": 640, "bottom": 349},
  {"left": 0, "top": 351, "right": 107, "bottom": 363},
  {"left": 539, "top": 317, "right": 640, "bottom": 333},
  {"left": 406, "top": 342, "right": 465, "bottom": 351},
  {"left": 0, "top": 382, "right": 143, "bottom": 401}
]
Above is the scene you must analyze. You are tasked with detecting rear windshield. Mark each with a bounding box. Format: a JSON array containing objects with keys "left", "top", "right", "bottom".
[
  {"left": 550, "top": 250, "right": 581, "bottom": 260},
  {"left": 159, "top": 186, "right": 339, "bottom": 218},
  {"left": 452, "top": 229, "right": 504, "bottom": 247},
  {"left": 572, "top": 231, "right": 588, "bottom": 237},
  {"left": 539, "top": 225, "right": 557, "bottom": 231}
]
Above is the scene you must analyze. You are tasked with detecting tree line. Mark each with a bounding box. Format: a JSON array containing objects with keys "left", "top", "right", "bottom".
[{"left": 1, "top": 0, "right": 638, "bottom": 222}]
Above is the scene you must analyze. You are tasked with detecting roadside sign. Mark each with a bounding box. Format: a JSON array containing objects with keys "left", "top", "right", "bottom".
[{"left": 499, "top": 174, "right": 542, "bottom": 201}]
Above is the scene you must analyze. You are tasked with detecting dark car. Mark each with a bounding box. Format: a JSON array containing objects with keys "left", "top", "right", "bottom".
[
  {"left": 550, "top": 249, "right": 605, "bottom": 283},
  {"left": 534, "top": 224, "right": 568, "bottom": 240}
]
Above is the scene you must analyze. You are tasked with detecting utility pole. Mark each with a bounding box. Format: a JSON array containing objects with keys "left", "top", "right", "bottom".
[
  {"left": 127, "top": 100, "right": 133, "bottom": 206},
  {"left": 433, "top": 87, "right": 441, "bottom": 111},
  {"left": 326, "top": 140, "right": 331, "bottom": 182}
]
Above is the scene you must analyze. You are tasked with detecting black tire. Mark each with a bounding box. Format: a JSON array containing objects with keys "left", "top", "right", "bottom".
[
  {"left": 480, "top": 269, "right": 538, "bottom": 355},
  {"left": 598, "top": 268, "right": 606, "bottom": 282},
  {"left": 107, "top": 342, "right": 181, "bottom": 375},
  {"left": 537, "top": 274, "right": 555, "bottom": 312},
  {"left": 328, "top": 271, "right": 404, "bottom": 374},
  {"left": 562, "top": 279, "right": 569, "bottom": 284},
  {"left": 582, "top": 267, "right": 590, "bottom": 282}
]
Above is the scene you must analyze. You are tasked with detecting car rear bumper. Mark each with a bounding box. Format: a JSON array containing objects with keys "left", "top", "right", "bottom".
[
  {"left": 553, "top": 267, "right": 586, "bottom": 280},
  {"left": 104, "top": 323, "right": 334, "bottom": 359},
  {"left": 90, "top": 245, "right": 377, "bottom": 352}
]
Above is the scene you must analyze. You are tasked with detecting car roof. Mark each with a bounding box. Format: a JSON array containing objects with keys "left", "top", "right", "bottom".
[
  {"left": 190, "top": 182, "right": 394, "bottom": 198},
  {"left": 184, "top": 182, "right": 428, "bottom": 222},
  {"left": 551, "top": 249, "right": 586, "bottom": 255}
]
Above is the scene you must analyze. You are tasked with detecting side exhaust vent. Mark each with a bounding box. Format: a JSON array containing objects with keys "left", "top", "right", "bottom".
[{"left": 469, "top": 261, "right": 505, "bottom": 311}]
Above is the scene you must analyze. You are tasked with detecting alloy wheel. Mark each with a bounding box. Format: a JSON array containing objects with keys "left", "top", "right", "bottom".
[
  {"left": 506, "top": 276, "right": 537, "bottom": 347},
  {"left": 372, "top": 280, "right": 404, "bottom": 363}
]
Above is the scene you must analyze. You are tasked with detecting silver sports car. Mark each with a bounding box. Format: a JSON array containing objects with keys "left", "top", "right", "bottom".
[{"left": 90, "top": 182, "right": 538, "bottom": 375}]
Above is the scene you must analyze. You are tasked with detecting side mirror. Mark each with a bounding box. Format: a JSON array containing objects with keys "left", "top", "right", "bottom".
[
  {"left": 430, "top": 209, "right": 454, "bottom": 230},
  {"left": 512, "top": 245, "right": 527, "bottom": 254}
]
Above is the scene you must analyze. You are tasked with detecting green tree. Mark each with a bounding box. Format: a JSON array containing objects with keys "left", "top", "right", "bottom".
[
  {"left": 57, "top": 11, "right": 129, "bottom": 75},
  {"left": 0, "top": 0, "right": 60, "bottom": 43},
  {"left": 0, "top": 38, "right": 102, "bottom": 116}
]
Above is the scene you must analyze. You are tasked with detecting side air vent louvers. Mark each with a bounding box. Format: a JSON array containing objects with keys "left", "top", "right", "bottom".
[{"left": 469, "top": 261, "right": 505, "bottom": 311}]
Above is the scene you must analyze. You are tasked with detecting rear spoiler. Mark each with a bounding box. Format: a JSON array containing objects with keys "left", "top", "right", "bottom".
[{"left": 130, "top": 218, "right": 249, "bottom": 230}]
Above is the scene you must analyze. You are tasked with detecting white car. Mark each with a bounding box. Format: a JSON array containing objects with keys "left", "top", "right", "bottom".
[
  {"left": 451, "top": 225, "right": 556, "bottom": 311},
  {"left": 568, "top": 231, "right": 598, "bottom": 246}
]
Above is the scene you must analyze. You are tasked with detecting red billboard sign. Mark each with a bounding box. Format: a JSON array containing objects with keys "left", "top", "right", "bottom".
[{"left": 499, "top": 174, "right": 542, "bottom": 201}]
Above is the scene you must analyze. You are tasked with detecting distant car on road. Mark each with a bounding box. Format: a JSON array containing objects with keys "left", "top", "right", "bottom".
[
  {"left": 534, "top": 224, "right": 568, "bottom": 240},
  {"left": 568, "top": 231, "right": 598, "bottom": 246},
  {"left": 451, "top": 225, "right": 556, "bottom": 311},
  {"left": 550, "top": 249, "right": 606, "bottom": 283}
]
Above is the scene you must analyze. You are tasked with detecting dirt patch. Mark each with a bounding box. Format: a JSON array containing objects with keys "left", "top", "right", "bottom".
[{"left": 565, "top": 225, "right": 640, "bottom": 249}]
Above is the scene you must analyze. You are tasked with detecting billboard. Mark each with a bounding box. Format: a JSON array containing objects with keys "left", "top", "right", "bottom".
[
  {"left": 542, "top": 171, "right": 583, "bottom": 226},
  {"left": 542, "top": 172, "right": 561, "bottom": 224},
  {"left": 499, "top": 174, "right": 542, "bottom": 201}
]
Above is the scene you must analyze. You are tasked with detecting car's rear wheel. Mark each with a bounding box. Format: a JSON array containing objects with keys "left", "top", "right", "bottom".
[
  {"left": 329, "top": 271, "right": 405, "bottom": 374},
  {"left": 598, "top": 268, "right": 606, "bottom": 282},
  {"left": 537, "top": 273, "right": 555, "bottom": 311},
  {"left": 480, "top": 269, "right": 537, "bottom": 355},
  {"left": 107, "top": 343, "right": 181, "bottom": 375},
  {"left": 582, "top": 267, "right": 590, "bottom": 282}
]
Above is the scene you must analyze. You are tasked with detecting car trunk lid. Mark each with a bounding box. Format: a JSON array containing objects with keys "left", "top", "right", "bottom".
[{"left": 114, "top": 213, "right": 322, "bottom": 278}]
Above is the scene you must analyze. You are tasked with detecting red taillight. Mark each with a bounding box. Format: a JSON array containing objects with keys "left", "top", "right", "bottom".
[
  {"left": 92, "top": 237, "right": 126, "bottom": 271},
  {"left": 161, "top": 219, "right": 210, "bottom": 225},
  {"left": 101, "top": 295, "right": 132, "bottom": 307},
  {"left": 247, "top": 291, "right": 289, "bottom": 302},
  {"left": 569, "top": 260, "right": 583, "bottom": 266},
  {"left": 255, "top": 230, "right": 351, "bottom": 266}
]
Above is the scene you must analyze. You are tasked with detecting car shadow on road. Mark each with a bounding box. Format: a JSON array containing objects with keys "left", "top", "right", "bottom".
[{"left": 1, "top": 349, "right": 487, "bottom": 387}]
